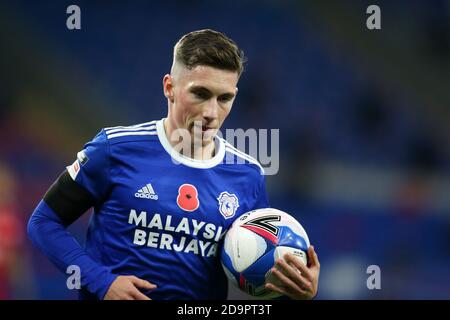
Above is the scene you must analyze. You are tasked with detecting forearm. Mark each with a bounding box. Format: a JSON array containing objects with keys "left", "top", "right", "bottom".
[{"left": 27, "top": 200, "right": 117, "bottom": 299}]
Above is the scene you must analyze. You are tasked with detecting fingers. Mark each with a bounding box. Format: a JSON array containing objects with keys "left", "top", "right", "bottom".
[
  {"left": 269, "top": 266, "right": 309, "bottom": 297},
  {"left": 266, "top": 247, "right": 320, "bottom": 300},
  {"left": 129, "top": 287, "right": 151, "bottom": 300},
  {"left": 284, "top": 254, "right": 313, "bottom": 281},
  {"left": 265, "top": 282, "right": 289, "bottom": 297},
  {"left": 127, "top": 276, "right": 156, "bottom": 300},
  {"left": 129, "top": 276, "right": 157, "bottom": 290},
  {"left": 265, "top": 281, "right": 309, "bottom": 300},
  {"left": 275, "top": 259, "right": 311, "bottom": 289},
  {"left": 105, "top": 275, "right": 156, "bottom": 300}
]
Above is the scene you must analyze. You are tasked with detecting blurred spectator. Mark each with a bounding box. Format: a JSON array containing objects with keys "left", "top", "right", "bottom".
[{"left": 0, "top": 162, "right": 24, "bottom": 299}]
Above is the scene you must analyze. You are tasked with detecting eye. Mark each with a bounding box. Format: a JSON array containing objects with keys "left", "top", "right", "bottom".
[
  {"left": 218, "top": 95, "right": 233, "bottom": 103},
  {"left": 193, "top": 91, "right": 210, "bottom": 100}
]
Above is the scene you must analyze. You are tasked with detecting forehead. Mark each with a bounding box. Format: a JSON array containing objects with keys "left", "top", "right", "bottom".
[{"left": 179, "top": 65, "right": 239, "bottom": 93}]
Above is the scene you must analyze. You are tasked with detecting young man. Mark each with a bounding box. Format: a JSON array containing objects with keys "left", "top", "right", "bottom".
[{"left": 27, "top": 29, "right": 320, "bottom": 300}]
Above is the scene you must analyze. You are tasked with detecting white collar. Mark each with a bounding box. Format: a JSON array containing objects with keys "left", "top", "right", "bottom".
[{"left": 156, "top": 118, "right": 225, "bottom": 169}]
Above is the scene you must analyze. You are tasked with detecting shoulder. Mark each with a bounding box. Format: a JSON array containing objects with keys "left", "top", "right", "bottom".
[
  {"left": 220, "top": 138, "right": 265, "bottom": 176},
  {"left": 101, "top": 120, "right": 159, "bottom": 145}
]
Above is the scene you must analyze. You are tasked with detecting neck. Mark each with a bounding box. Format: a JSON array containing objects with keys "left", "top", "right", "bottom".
[{"left": 163, "top": 118, "right": 215, "bottom": 161}]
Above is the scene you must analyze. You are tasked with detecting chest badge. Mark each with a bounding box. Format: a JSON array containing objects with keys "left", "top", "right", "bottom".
[
  {"left": 177, "top": 184, "right": 200, "bottom": 212},
  {"left": 217, "top": 191, "right": 239, "bottom": 219}
]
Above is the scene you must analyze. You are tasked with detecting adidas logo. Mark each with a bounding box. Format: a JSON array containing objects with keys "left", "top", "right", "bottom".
[{"left": 135, "top": 183, "right": 158, "bottom": 200}]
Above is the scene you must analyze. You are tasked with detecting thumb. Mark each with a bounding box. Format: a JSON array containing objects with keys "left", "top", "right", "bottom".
[{"left": 308, "top": 245, "right": 320, "bottom": 268}]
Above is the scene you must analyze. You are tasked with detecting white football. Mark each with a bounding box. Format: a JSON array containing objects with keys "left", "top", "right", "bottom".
[{"left": 221, "top": 208, "right": 310, "bottom": 299}]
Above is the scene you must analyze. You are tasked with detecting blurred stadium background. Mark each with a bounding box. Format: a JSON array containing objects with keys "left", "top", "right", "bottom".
[{"left": 0, "top": 0, "right": 449, "bottom": 299}]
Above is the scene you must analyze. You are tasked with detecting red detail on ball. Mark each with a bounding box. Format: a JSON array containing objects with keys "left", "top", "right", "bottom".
[
  {"left": 239, "top": 274, "right": 246, "bottom": 289},
  {"left": 241, "top": 225, "right": 279, "bottom": 244},
  {"left": 177, "top": 184, "right": 199, "bottom": 212}
]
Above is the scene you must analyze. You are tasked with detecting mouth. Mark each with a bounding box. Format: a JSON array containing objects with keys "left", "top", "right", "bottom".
[
  {"left": 202, "top": 125, "right": 214, "bottom": 132},
  {"left": 190, "top": 123, "right": 214, "bottom": 132}
]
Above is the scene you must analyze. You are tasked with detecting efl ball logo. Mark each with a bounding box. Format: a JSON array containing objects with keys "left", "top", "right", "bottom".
[
  {"left": 177, "top": 184, "right": 199, "bottom": 212},
  {"left": 217, "top": 191, "right": 239, "bottom": 219}
]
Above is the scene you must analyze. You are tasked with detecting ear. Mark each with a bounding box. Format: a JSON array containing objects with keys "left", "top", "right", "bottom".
[{"left": 163, "top": 74, "right": 175, "bottom": 103}]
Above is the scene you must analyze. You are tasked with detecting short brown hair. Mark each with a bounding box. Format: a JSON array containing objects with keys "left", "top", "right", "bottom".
[{"left": 174, "top": 29, "right": 246, "bottom": 75}]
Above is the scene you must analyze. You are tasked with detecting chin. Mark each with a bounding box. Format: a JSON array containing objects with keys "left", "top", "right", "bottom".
[{"left": 201, "top": 138, "right": 214, "bottom": 146}]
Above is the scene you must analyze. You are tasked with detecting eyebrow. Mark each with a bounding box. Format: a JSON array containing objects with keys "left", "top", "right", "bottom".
[{"left": 189, "top": 85, "right": 235, "bottom": 98}]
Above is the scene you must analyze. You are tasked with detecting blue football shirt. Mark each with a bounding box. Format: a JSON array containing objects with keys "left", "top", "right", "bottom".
[{"left": 66, "top": 118, "right": 269, "bottom": 299}]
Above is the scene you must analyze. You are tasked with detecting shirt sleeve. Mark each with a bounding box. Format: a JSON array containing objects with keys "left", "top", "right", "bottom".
[
  {"left": 66, "top": 130, "right": 110, "bottom": 202},
  {"left": 27, "top": 200, "right": 117, "bottom": 299}
]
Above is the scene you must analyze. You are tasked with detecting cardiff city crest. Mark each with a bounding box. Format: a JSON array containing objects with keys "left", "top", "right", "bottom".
[{"left": 217, "top": 191, "right": 239, "bottom": 219}]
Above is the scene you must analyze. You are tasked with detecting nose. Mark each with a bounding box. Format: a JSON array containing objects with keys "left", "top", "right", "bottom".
[{"left": 202, "top": 99, "right": 219, "bottom": 122}]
